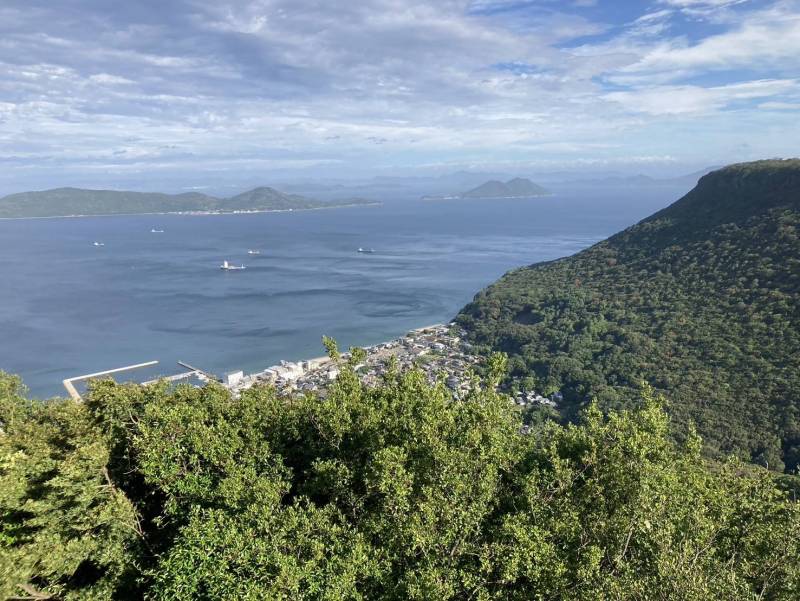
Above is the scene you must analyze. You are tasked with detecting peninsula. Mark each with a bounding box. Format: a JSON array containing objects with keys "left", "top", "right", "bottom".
[{"left": 0, "top": 186, "right": 377, "bottom": 219}]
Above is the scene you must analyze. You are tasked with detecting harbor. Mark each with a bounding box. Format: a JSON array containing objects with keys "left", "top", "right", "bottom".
[{"left": 61, "top": 323, "right": 561, "bottom": 412}]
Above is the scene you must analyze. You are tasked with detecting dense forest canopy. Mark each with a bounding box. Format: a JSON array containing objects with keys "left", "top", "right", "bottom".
[
  {"left": 2, "top": 355, "right": 799, "bottom": 600},
  {"left": 458, "top": 159, "right": 800, "bottom": 472}
]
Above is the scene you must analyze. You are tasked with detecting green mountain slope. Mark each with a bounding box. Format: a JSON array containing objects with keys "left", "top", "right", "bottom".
[
  {"left": 458, "top": 159, "right": 800, "bottom": 472},
  {"left": 0, "top": 186, "right": 373, "bottom": 218},
  {"left": 225, "top": 186, "right": 327, "bottom": 211}
]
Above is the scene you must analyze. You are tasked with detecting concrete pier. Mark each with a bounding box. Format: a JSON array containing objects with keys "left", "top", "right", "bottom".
[{"left": 62, "top": 360, "right": 159, "bottom": 401}]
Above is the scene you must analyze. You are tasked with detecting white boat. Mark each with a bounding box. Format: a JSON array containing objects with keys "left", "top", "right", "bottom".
[
  {"left": 357, "top": 247, "right": 375, "bottom": 254},
  {"left": 93, "top": 242, "right": 104, "bottom": 247},
  {"left": 220, "top": 260, "right": 246, "bottom": 271},
  {"left": 247, "top": 249, "right": 261, "bottom": 255},
  {"left": 151, "top": 228, "right": 164, "bottom": 233}
]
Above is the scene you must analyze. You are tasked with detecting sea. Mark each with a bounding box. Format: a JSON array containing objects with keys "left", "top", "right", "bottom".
[{"left": 0, "top": 187, "right": 687, "bottom": 397}]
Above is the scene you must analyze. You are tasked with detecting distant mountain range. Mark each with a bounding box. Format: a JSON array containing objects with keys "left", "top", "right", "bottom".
[
  {"left": 0, "top": 186, "right": 376, "bottom": 218},
  {"left": 423, "top": 177, "right": 549, "bottom": 200},
  {"left": 565, "top": 167, "right": 720, "bottom": 189},
  {"left": 270, "top": 167, "right": 716, "bottom": 201}
]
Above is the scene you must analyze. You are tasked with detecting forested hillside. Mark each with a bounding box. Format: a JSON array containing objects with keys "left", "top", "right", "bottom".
[{"left": 458, "top": 160, "right": 800, "bottom": 472}]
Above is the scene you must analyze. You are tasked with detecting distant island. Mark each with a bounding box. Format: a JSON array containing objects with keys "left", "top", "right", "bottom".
[
  {"left": 422, "top": 177, "right": 549, "bottom": 200},
  {"left": 0, "top": 186, "right": 378, "bottom": 219}
]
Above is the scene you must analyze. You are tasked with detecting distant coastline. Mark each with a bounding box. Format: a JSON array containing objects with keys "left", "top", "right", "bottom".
[
  {"left": 0, "top": 200, "right": 382, "bottom": 221},
  {"left": 0, "top": 185, "right": 378, "bottom": 219}
]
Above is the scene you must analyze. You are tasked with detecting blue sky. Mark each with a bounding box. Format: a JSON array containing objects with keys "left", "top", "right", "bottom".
[{"left": 0, "top": 0, "right": 798, "bottom": 192}]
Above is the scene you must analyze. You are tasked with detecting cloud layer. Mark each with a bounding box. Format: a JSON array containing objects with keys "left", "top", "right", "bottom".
[{"left": 0, "top": 0, "right": 798, "bottom": 191}]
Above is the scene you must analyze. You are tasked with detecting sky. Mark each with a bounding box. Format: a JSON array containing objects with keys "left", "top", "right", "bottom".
[{"left": 0, "top": 0, "right": 799, "bottom": 193}]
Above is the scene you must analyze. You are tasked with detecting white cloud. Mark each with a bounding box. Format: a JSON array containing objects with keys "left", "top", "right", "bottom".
[
  {"left": 88, "top": 73, "right": 134, "bottom": 85},
  {"left": 660, "top": 0, "right": 748, "bottom": 7},
  {"left": 758, "top": 100, "right": 800, "bottom": 110},
  {"left": 618, "top": 4, "right": 800, "bottom": 82},
  {"left": 0, "top": 0, "right": 797, "bottom": 190},
  {"left": 604, "top": 79, "right": 799, "bottom": 115}
]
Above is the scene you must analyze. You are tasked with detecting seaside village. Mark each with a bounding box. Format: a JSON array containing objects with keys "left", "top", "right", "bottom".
[
  {"left": 222, "top": 323, "right": 561, "bottom": 413},
  {"left": 61, "top": 323, "right": 560, "bottom": 416}
]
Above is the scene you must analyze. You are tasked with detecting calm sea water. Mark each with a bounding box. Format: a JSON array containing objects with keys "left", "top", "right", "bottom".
[{"left": 0, "top": 188, "right": 685, "bottom": 397}]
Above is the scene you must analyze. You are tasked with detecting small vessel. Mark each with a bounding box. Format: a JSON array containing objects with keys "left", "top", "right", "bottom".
[
  {"left": 220, "top": 260, "right": 246, "bottom": 271},
  {"left": 357, "top": 247, "right": 375, "bottom": 254},
  {"left": 247, "top": 249, "right": 261, "bottom": 255},
  {"left": 93, "top": 242, "right": 105, "bottom": 247},
  {"left": 151, "top": 228, "right": 164, "bottom": 233}
]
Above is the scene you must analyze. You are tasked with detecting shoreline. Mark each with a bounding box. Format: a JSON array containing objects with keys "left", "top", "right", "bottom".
[{"left": 0, "top": 201, "right": 382, "bottom": 222}]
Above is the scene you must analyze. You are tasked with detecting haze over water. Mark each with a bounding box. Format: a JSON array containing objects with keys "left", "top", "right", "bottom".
[{"left": 0, "top": 188, "right": 686, "bottom": 397}]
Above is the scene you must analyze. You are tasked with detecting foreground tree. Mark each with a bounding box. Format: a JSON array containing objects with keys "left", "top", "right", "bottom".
[
  {"left": 1, "top": 354, "right": 799, "bottom": 599},
  {"left": 0, "top": 374, "right": 141, "bottom": 600}
]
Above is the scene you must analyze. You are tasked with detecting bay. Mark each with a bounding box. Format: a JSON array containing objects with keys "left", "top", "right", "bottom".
[{"left": 0, "top": 187, "right": 685, "bottom": 397}]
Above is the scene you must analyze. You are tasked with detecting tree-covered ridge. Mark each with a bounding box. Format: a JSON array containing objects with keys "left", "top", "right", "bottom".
[
  {"left": 2, "top": 358, "right": 800, "bottom": 600},
  {"left": 458, "top": 159, "right": 800, "bottom": 472},
  {"left": 0, "top": 186, "right": 374, "bottom": 218}
]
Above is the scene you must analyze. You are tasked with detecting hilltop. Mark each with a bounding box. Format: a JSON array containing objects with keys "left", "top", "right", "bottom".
[
  {"left": 422, "top": 177, "right": 549, "bottom": 200},
  {"left": 458, "top": 159, "right": 800, "bottom": 472},
  {"left": 0, "top": 186, "right": 375, "bottom": 218},
  {"left": 224, "top": 186, "right": 331, "bottom": 211},
  {"left": 461, "top": 177, "right": 549, "bottom": 198}
]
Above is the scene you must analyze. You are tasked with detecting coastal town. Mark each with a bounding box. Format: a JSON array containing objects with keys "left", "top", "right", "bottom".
[
  {"left": 225, "top": 323, "right": 479, "bottom": 398},
  {"left": 222, "top": 323, "right": 561, "bottom": 413},
  {"left": 59, "top": 322, "right": 561, "bottom": 415}
]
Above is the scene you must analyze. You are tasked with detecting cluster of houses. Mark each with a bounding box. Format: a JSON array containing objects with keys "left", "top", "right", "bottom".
[
  {"left": 227, "top": 323, "right": 481, "bottom": 398},
  {"left": 356, "top": 324, "right": 480, "bottom": 397},
  {"left": 512, "top": 390, "right": 562, "bottom": 408},
  {"left": 224, "top": 356, "right": 339, "bottom": 395},
  {"left": 223, "top": 325, "right": 566, "bottom": 426}
]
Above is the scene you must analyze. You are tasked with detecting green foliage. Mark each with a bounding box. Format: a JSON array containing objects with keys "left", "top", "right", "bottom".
[
  {"left": 322, "top": 335, "right": 341, "bottom": 360},
  {"left": 348, "top": 346, "right": 368, "bottom": 366},
  {"left": 493, "top": 388, "right": 800, "bottom": 600},
  {"left": 458, "top": 160, "right": 800, "bottom": 472},
  {"left": 2, "top": 361, "right": 800, "bottom": 598},
  {"left": 0, "top": 372, "right": 142, "bottom": 600}
]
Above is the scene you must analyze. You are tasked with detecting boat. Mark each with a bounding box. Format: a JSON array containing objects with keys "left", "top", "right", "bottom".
[
  {"left": 357, "top": 247, "right": 375, "bottom": 254},
  {"left": 93, "top": 242, "right": 105, "bottom": 247},
  {"left": 247, "top": 249, "right": 261, "bottom": 255},
  {"left": 220, "top": 260, "right": 246, "bottom": 271},
  {"left": 151, "top": 228, "right": 164, "bottom": 233}
]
